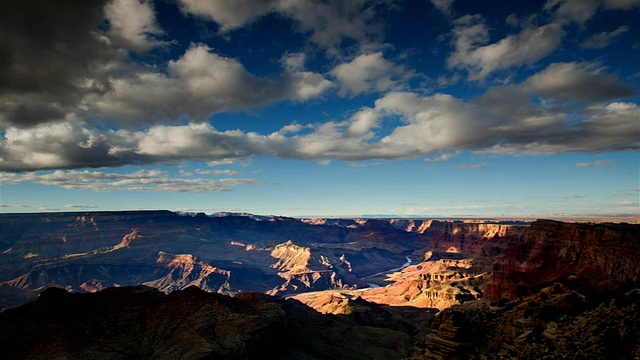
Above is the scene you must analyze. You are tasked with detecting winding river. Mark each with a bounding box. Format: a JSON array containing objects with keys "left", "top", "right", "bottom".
[{"left": 364, "top": 256, "right": 412, "bottom": 280}]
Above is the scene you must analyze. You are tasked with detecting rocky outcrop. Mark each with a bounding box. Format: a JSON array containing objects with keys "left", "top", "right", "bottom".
[
  {"left": 145, "top": 252, "right": 232, "bottom": 293},
  {"left": 296, "top": 221, "right": 531, "bottom": 312},
  {"left": 267, "top": 241, "right": 353, "bottom": 295},
  {"left": 418, "top": 220, "right": 528, "bottom": 255},
  {"left": 419, "top": 283, "right": 640, "bottom": 359},
  {"left": 111, "top": 228, "right": 140, "bottom": 250},
  {"left": 417, "top": 220, "right": 640, "bottom": 359},
  {"left": 361, "top": 259, "right": 485, "bottom": 310},
  {"left": 389, "top": 219, "right": 433, "bottom": 234},
  {"left": 270, "top": 241, "right": 312, "bottom": 273},
  {"left": 0, "top": 286, "right": 418, "bottom": 360},
  {"left": 486, "top": 220, "right": 640, "bottom": 301}
]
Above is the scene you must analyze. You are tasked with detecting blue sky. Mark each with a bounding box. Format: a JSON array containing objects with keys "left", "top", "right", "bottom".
[{"left": 1, "top": 0, "right": 639, "bottom": 218}]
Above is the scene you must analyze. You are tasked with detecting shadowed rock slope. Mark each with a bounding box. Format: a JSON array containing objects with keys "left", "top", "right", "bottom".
[
  {"left": 416, "top": 220, "right": 640, "bottom": 360},
  {"left": 0, "top": 285, "right": 423, "bottom": 360},
  {"left": 418, "top": 283, "right": 640, "bottom": 359}
]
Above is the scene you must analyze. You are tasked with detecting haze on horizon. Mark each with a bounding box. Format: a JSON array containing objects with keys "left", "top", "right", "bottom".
[{"left": 0, "top": 0, "right": 639, "bottom": 218}]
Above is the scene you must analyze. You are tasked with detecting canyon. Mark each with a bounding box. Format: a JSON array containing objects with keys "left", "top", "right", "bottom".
[
  {"left": 0, "top": 211, "right": 528, "bottom": 310},
  {"left": 0, "top": 211, "right": 638, "bottom": 359}
]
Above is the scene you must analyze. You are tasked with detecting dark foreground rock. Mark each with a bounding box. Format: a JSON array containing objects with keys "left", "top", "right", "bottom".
[
  {"left": 419, "top": 283, "right": 640, "bottom": 359},
  {"left": 0, "top": 285, "right": 420, "bottom": 360}
]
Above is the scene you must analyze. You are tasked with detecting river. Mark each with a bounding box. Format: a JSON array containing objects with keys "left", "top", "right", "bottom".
[{"left": 364, "top": 256, "right": 412, "bottom": 280}]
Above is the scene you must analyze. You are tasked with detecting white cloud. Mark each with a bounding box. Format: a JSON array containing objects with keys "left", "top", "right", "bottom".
[
  {"left": 448, "top": 14, "right": 564, "bottom": 80},
  {"left": 446, "top": 0, "right": 640, "bottom": 81},
  {"left": 88, "top": 44, "right": 332, "bottom": 125},
  {"left": 195, "top": 169, "right": 242, "bottom": 176},
  {"left": 544, "top": 0, "right": 600, "bottom": 26},
  {"left": 424, "top": 152, "right": 460, "bottom": 163},
  {"left": 0, "top": 122, "right": 137, "bottom": 171},
  {"left": 178, "top": 0, "right": 384, "bottom": 56},
  {"left": 105, "top": 0, "right": 165, "bottom": 52},
  {"left": 1, "top": 2, "right": 338, "bottom": 130},
  {"left": 345, "top": 109, "right": 381, "bottom": 137},
  {"left": 372, "top": 92, "right": 486, "bottom": 157},
  {"left": 135, "top": 123, "right": 266, "bottom": 160},
  {"left": 281, "top": 52, "right": 307, "bottom": 73},
  {"left": 580, "top": 26, "right": 629, "bottom": 49},
  {"left": 1, "top": 64, "right": 637, "bottom": 172},
  {"left": 521, "top": 62, "right": 634, "bottom": 103},
  {"left": 331, "top": 52, "right": 412, "bottom": 97},
  {"left": 179, "top": 0, "right": 275, "bottom": 32},
  {"left": 285, "top": 71, "right": 335, "bottom": 101},
  {"left": 206, "top": 159, "right": 237, "bottom": 167},
  {"left": 431, "top": 0, "right": 455, "bottom": 16},
  {"left": 279, "top": 124, "right": 306, "bottom": 134},
  {"left": 1, "top": 169, "right": 261, "bottom": 193}
]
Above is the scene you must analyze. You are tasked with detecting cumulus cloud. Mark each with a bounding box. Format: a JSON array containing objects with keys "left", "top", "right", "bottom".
[
  {"left": 448, "top": 15, "right": 564, "bottom": 80},
  {"left": 544, "top": 0, "right": 600, "bottom": 26},
  {"left": 543, "top": 0, "right": 640, "bottom": 25},
  {"left": 178, "top": 0, "right": 384, "bottom": 56},
  {"left": 331, "top": 52, "right": 412, "bottom": 97},
  {"left": 345, "top": 109, "right": 381, "bottom": 137},
  {"left": 1, "top": 63, "right": 637, "bottom": 172},
  {"left": 206, "top": 159, "right": 237, "bottom": 167},
  {"left": 0, "top": 122, "right": 143, "bottom": 171},
  {"left": 431, "top": 0, "right": 455, "bottom": 16},
  {"left": 580, "top": 26, "right": 629, "bottom": 49},
  {"left": 520, "top": 62, "right": 635, "bottom": 103},
  {"left": 179, "top": 0, "right": 275, "bottom": 32},
  {"left": 1, "top": 169, "right": 261, "bottom": 193},
  {"left": 446, "top": 0, "right": 639, "bottom": 81},
  {"left": 0, "top": 1, "right": 332, "bottom": 130},
  {"left": 104, "top": 0, "right": 166, "bottom": 52},
  {"left": 70, "top": 44, "right": 331, "bottom": 127}
]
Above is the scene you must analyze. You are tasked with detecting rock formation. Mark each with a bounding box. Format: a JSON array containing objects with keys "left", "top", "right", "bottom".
[
  {"left": 1, "top": 213, "right": 638, "bottom": 359},
  {"left": 0, "top": 211, "right": 426, "bottom": 309},
  {"left": 419, "top": 283, "right": 640, "bottom": 359},
  {"left": 486, "top": 219, "right": 640, "bottom": 301},
  {"left": 417, "top": 220, "right": 528, "bottom": 255},
  {"left": 0, "top": 286, "right": 420, "bottom": 360},
  {"left": 417, "top": 220, "right": 640, "bottom": 359}
]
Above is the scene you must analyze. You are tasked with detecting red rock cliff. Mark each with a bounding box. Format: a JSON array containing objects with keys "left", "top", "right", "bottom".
[
  {"left": 419, "top": 220, "right": 527, "bottom": 255},
  {"left": 485, "top": 220, "right": 640, "bottom": 302}
]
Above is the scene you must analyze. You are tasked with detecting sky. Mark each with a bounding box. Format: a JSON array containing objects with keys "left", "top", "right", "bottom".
[{"left": 0, "top": 0, "right": 639, "bottom": 218}]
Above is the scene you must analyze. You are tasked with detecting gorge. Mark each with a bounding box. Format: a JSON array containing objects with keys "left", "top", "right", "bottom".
[{"left": 0, "top": 211, "right": 638, "bottom": 359}]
